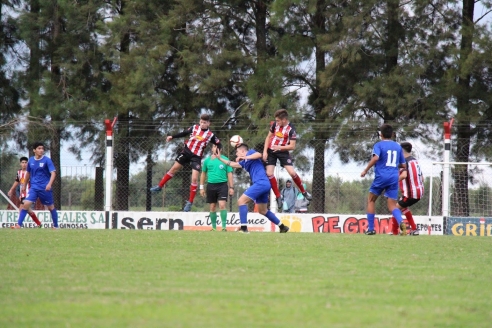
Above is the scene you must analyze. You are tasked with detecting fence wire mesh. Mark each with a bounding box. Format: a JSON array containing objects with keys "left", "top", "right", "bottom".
[{"left": 1, "top": 123, "right": 491, "bottom": 217}]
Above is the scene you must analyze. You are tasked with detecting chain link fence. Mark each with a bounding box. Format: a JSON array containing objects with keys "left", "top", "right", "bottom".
[{"left": 2, "top": 123, "right": 492, "bottom": 217}]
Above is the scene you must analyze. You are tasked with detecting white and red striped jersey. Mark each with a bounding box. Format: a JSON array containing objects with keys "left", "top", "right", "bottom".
[
  {"left": 179, "top": 125, "right": 220, "bottom": 157},
  {"left": 15, "top": 170, "right": 30, "bottom": 198},
  {"left": 268, "top": 122, "right": 297, "bottom": 149},
  {"left": 399, "top": 156, "right": 424, "bottom": 199}
]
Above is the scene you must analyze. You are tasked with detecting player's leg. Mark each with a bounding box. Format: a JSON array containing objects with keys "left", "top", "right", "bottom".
[
  {"left": 183, "top": 156, "right": 202, "bottom": 211},
  {"left": 256, "top": 201, "right": 289, "bottom": 233},
  {"left": 209, "top": 202, "right": 217, "bottom": 230},
  {"left": 237, "top": 193, "right": 253, "bottom": 233},
  {"left": 217, "top": 183, "right": 228, "bottom": 231},
  {"left": 386, "top": 194, "right": 405, "bottom": 236},
  {"left": 365, "top": 192, "right": 379, "bottom": 235},
  {"left": 398, "top": 197, "right": 419, "bottom": 235},
  {"left": 21, "top": 197, "right": 42, "bottom": 227},
  {"left": 265, "top": 150, "right": 283, "bottom": 207},
  {"left": 40, "top": 190, "right": 59, "bottom": 229},
  {"left": 151, "top": 161, "right": 182, "bottom": 192},
  {"left": 27, "top": 209, "right": 42, "bottom": 227},
  {"left": 218, "top": 200, "right": 227, "bottom": 231},
  {"left": 14, "top": 190, "right": 38, "bottom": 228},
  {"left": 14, "top": 200, "right": 33, "bottom": 228}
]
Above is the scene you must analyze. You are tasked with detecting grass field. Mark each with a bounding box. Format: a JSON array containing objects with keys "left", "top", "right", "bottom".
[{"left": 1, "top": 230, "right": 491, "bottom": 327}]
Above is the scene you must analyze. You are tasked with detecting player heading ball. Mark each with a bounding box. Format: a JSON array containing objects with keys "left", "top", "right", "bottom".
[
  {"left": 150, "top": 114, "right": 222, "bottom": 212},
  {"left": 263, "top": 109, "right": 312, "bottom": 210}
]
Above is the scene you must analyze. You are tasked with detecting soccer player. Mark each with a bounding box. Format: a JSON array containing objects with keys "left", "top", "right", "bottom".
[
  {"left": 216, "top": 143, "right": 289, "bottom": 233},
  {"left": 7, "top": 156, "right": 42, "bottom": 228},
  {"left": 390, "top": 142, "right": 424, "bottom": 236},
  {"left": 12, "top": 142, "right": 59, "bottom": 229},
  {"left": 200, "top": 144, "right": 234, "bottom": 231},
  {"left": 150, "top": 114, "right": 222, "bottom": 212},
  {"left": 262, "top": 109, "right": 312, "bottom": 210},
  {"left": 360, "top": 124, "right": 407, "bottom": 235}
]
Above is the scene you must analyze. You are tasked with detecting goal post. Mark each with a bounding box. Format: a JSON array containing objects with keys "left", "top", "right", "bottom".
[{"left": 429, "top": 161, "right": 492, "bottom": 217}]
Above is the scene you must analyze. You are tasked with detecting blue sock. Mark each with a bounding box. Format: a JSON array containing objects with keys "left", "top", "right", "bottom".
[
  {"left": 50, "top": 209, "right": 59, "bottom": 228},
  {"left": 367, "top": 213, "right": 375, "bottom": 231},
  {"left": 18, "top": 209, "right": 28, "bottom": 227},
  {"left": 239, "top": 205, "right": 248, "bottom": 225},
  {"left": 392, "top": 209, "right": 403, "bottom": 225},
  {"left": 264, "top": 210, "right": 280, "bottom": 225}
]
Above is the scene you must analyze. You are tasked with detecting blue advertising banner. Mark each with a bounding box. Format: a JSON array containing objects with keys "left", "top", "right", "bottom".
[{"left": 447, "top": 217, "right": 492, "bottom": 236}]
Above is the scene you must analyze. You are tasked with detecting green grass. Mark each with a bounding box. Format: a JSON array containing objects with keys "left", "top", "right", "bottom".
[{"left": 0, "top": 230, "right": 491, "bottom": 327}]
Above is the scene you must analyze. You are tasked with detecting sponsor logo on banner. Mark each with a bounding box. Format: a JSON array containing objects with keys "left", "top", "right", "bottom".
[
  {"left": 113, "top": 212, "right": 269, "bottom": 231},
  {"left": 0, "top": 210, "right": 106, "bottom": 229},
  {"left": 447, "top": 217, "right": 492, "bottom": 236},
  {"left": 279, "top": 214, "right": 303, "bottom": 232}
]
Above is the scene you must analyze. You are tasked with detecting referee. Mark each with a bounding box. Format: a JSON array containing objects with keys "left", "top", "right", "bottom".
[{"left": 200, "top": 144, "right": 234, "bottom": 231}]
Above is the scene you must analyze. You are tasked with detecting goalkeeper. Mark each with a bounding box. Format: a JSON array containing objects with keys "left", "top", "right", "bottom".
[{"left": 200, "top": 144, "right": 234, "bottom": 231}]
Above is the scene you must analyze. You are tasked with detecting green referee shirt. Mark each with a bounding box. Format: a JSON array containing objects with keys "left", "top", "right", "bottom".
[{"left": 202, "top": 155, "right": 233, "bottom": 183}]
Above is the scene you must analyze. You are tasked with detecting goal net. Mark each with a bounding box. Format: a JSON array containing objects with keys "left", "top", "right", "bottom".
[{"left": 429, "top": 162, "right": 492, "bottom": 217}]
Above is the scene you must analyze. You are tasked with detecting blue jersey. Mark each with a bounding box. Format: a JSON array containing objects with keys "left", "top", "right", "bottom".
[
  {"left": 239, "top": 150, "right": 269, "bottom": 184},
  {"left": 372, "top": 140, "right": 405, "bottom": 183},
  {"left": 27, "top": 156, "right": 56, "bottom": 190}
]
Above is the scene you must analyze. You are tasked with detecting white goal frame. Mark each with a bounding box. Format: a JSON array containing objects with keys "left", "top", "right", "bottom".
[{"left": 428, "top": 161, "right": 492, "bottom": 217}]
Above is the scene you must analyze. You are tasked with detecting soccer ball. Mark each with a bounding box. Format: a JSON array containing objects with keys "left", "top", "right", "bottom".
[{"left": 230, "top": 135, "right": 243, "bottom": 148}]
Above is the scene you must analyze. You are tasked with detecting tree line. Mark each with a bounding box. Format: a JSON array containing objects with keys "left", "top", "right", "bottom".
[{"left": 1, "top": 0, "right": 492, "bottom": 214}]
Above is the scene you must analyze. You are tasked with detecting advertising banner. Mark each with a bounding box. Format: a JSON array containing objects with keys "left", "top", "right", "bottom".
[
  {"left": 276, "top": 214, "right": 444, "bottom": 235},
  {"left": 446, "top": 217, "right": 492, "bottom": 236},
  {"left": 0, "top": 210, "right": 444, "bottom": 234},
  {"left": 0, "top": 210, "right": 106, "bottom": 229}
]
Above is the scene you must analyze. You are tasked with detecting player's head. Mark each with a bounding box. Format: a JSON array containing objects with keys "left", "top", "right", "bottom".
[
  {"left": 236, "top": 143, "right": 249, "bottom": 157},
  {"left": 199, "top": 114, "right": 211, "bottom": 130},
  {"left": 19, "top": 156, "right": 28, "bottom": 169},
  {"left": 274, "top": 109, "right": 289, "bottom": 127},
  {"left": 400, "top": 142, "right": 412, "bottom": 154},
  {"left": 379, "top": 124, "right": 393, "bottom": 139},
  {"left": 32, "top": 142, "right": 45, "bottom": 157}
]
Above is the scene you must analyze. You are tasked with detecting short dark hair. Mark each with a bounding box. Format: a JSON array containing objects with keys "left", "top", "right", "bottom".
[
  {"left": 400, "top": 142, "right": 412, "bottom": 153},
  {"left": 200, "top": 114, "right": 210, "bottom": 122},
  {"left": 32, "top": 142, "right": 45, "bottom": 150},
  {"left": 20, "top": 157, "right": 28, "bottom": 162},
  {"left": 380, "top": 124, "right": 393, "bottom": 139},
  {"left": 237, "top": 143, "right": 249, "bottom": 151},
  {"left": 274, "top": 109, "right": 288, "bottom": 120}
]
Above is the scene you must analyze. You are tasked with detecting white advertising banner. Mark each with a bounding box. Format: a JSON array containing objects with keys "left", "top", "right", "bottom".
[
  {"left": 0, "top": 210, "right": 443, "bottom": 234},
  {"left": 0, "top": 210, "right": 106, "bottom": 229}
]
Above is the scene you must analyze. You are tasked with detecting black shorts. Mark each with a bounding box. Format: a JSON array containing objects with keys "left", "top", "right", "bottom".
[
  {"left": 206, "top": 182, "right": 229, "bottom": 204},
  {"left": 398, "top": 197, "right": 420, "bottom": 208},
  {"left": 266, "top": 148, "right": 293, "bottom": 167},
  {"left": 175, "top": 147, "right": 202, "bottom": 171}
]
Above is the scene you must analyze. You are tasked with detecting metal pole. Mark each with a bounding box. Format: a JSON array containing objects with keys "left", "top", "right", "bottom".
[
  {"left": 442, "top": 118, "right": 454, "bottom": 217},
  {"left": 104, "top": 118, "right": 117, "bottom": 228}
]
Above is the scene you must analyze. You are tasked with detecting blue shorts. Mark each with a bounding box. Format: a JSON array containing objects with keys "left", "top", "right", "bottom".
[
  {"left": 244, "top": 181, "right": 270, "bottom": 204},
  {"left": 25, "top": 189, "right": 54, "bottom": 206},
  {"left": 369, "top": 177, "right": 399, "bottom": 200}
]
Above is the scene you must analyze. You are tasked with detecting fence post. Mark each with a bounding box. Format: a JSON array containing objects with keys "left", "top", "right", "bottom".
[
  {"left": 104, "top": 117, "right": 117, "bottom": 228},
  {"left": 442, "top": 118, "right": 454, "bottom": 217}
]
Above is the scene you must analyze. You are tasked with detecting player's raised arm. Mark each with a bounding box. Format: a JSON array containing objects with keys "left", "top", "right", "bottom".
[{"left": 167, "top": 126, "right": 193, "bottom": 142}]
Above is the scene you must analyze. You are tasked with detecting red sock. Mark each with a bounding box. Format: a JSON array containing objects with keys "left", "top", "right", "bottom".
[
  {"left": 189, "top": 183, "right": 198, "bottom": 203},
  {"left": 159, "top": 172, "right": 174, "bottom": 188},
  {"left": 391, "top": 217, "right": 399, "bottom": 235},
  {"left": 29, "top": 212, "right": 41, "bottom": 226},
  {"left": 268, "top": 175, "right": 281, "bottom": 198},
  {"left": 402, "top": 208, "right": 417, "bottom": 230},
  {"left": 292, "top": 174, "right": 306, "bottom": 193}
]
